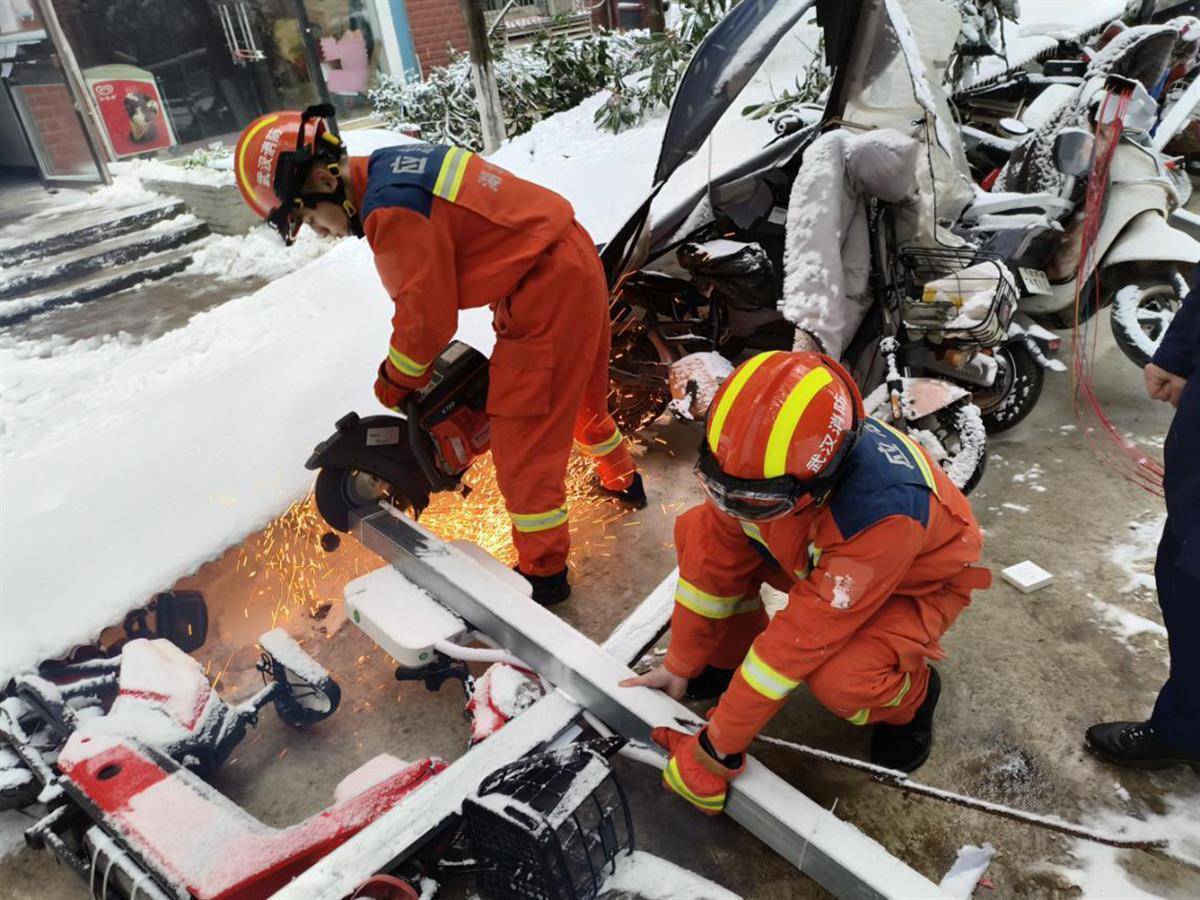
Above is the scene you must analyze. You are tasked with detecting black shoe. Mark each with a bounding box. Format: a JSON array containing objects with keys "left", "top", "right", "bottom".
[
  {"left": 686, "top": 665, "right": 736, "bottom": 701},
  {"left": 1084, "top": 721, "right": 1200, "bottom": 772},
  {"left": 514, "top": 566, "right": 571, "bottom": 606},
  {"left": 597, "top": 473, "right": 647, "bottom": 510},
  {"left": 870, "top": 667, "right": 941, "bottom": 773}
]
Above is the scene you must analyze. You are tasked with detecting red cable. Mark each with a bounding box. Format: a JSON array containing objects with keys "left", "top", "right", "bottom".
[{"left": 1071, "top": 88, "right": 1166, "bottom": 496}]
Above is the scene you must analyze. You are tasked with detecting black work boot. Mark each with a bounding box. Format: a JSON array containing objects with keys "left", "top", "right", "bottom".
[
  {"left": 515, "top": 566, "right": 571, "bottom": 606},
  {"left": 597, "top": 473, "right": 647, "bottom": 510},
  {"left": 686, "top": 665, "right": 736, "bottom": 700},
  {"left": 1085, "top": 721, "right": 1200, "bottom": 772},
  {"left": 870, "top": 667, "right": 941, "bottom": 773}
]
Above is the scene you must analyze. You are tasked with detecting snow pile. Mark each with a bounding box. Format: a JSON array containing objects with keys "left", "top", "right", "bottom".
[
  {"left": 186, "top": 224, "right": 332, "bottom": 282},
  {"left": 111, "top": 156, "right": 235, "bottom": 189},
  {"left": 20, "top": 173, "right": 163, "bottom": 223},
  {"left": 601, "top": 850, "right": 742, "bottom": 900}
]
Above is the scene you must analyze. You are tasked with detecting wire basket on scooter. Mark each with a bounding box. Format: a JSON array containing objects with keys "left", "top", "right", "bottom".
[
  {"left": 463, "top": 739, "right": 634, "bottom": 900},
  {"left": 898, "top": 246, "right": 1017, "bottom": 347}
]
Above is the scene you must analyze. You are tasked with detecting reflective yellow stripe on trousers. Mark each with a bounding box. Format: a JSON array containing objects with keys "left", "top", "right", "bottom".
[
  {"left": 740, "top": 645, "right": 800, "bottom": 701},
  {"left": 575, "top": 428, "right": 623, "bottom": 458},
  {"left": 508, "top": 506, "right": 568, "bottom": 533},
  {"left": 846, "top": 672, "right": 912, "bottom": 725}
]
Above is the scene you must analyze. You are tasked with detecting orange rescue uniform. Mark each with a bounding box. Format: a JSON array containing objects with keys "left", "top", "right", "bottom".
[
  {"left": 663, "top": 418, "right": 989, "bottom": 755},
  {"left": 347, "top": 145, "right": 636, "bottom": 576}
]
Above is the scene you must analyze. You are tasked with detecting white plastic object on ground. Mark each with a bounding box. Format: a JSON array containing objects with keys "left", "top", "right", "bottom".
[
  {"left": 1000, "top": 560, "right": 1054, "bottom": 593},
  {"left": 938, "top": 842, "right": 996, "bottom": 899}
]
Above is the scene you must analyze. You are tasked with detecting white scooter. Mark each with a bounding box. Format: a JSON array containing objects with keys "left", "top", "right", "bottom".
[{"left": 972, "top": 34, "right": 1200, "bottom": 367}]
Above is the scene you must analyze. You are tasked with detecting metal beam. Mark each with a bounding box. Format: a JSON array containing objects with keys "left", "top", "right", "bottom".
[{"left": 286, "top": 507, "right": 951, "bottom": 900}]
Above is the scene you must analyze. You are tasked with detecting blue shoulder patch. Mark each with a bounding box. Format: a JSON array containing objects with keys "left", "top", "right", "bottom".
[
  {"left": 360, "top": 144, "right": 451, "bottom": 222},
  {"left": 828, "top": 420, "right": 933, "bottom": 539}
]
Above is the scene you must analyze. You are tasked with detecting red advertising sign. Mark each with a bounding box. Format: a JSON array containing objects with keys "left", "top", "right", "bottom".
[{"left": 83, "top": 65, "right": 175, "bottom": 158}]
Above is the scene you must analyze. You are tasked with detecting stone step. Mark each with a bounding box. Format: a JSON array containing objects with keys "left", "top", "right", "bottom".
[
  {"left": 0, "top": 199, "right": 189, "bottom": 268},
  {"left": 0, "top": 217, "right": 210, "bottom": 301},
  {"left": 0, "top": 247, "right": 196, "bottom": 328}
]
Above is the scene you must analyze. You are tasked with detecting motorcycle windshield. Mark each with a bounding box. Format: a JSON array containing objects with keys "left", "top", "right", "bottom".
[
  {"left": 827, "top": 0, "right": 976, "bottom": 236},
  {"left": 653, "top": 0, "right": 816, "bottom": 186}
]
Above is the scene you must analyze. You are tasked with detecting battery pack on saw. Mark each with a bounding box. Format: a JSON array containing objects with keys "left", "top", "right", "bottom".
[{"left": 415, "top": 340, "right": 491, "bottom": 476}]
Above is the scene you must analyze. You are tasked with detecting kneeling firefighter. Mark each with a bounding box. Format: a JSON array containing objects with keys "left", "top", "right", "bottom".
[
  {"left": 622, "top": 351, "right": 990, "bottom": 813},
  {"left": 234, "top": 107, "right": 644, "bottom": 605}
]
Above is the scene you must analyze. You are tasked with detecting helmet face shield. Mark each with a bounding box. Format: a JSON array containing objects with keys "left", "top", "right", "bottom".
[{"left": 694, "top": 447, "right": 805, "bottom": 521}]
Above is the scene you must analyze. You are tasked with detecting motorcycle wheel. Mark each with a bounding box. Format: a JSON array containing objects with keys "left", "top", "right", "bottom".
[
  {"left": 1110, "top": 278, "right": 1181, "bottom": 369},
  {"left": 272, "top": 659, "right": 342, "bottom": 728},
  {"left": 608, "top": 323, "right": 673, "bottom": 433},
  {"left": 868, "top": 398, "right": 988, "bottom": 495},
  {"left": 0, "top": 759, "right": 38, "bottom": 811},
  {"left": 975, "top": 343, "right": 1045, "bottom": 435}
]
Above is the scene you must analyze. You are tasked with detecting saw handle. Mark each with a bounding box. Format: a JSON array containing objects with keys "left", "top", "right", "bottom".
[{"left": 406, "top": 396, "right": 452, "bottom": 493}]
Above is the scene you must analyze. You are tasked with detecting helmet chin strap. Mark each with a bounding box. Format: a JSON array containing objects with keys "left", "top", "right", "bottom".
[{"left": 300, "top": 159, "right": 362, "bottom": 238}]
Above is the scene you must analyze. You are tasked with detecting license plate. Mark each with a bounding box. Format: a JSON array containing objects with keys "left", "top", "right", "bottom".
[{"left": 1019, "top": 267, "right": 1052, "bottom": 296}]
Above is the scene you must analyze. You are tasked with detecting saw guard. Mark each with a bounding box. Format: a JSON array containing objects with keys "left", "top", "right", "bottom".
[{"left": 306, "top": 413, "right": 436, "bottom": 530}]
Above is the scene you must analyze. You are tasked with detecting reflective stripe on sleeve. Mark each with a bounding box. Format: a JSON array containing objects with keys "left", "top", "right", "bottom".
[
  {"left": 575, "top": 428, "right": 623, "bottom": 458},
  {"left": 739, "top": 645, "right": 800, "bottom": 701},
  {"left": 388, "top": 346, "right": 431, "bottom": 379},
  {"left": 433, "top": 147, "right": 472, "bottom": 202},
  {"left": 674, "top": 579, "right": 759, "bottom": 620},
  {"left": 508, "top": 506, "right": 568, "bottom": 533},
  {"left": 662, "top": 758, "right": 725, "bottom": 810},
  {"left": 762, "top": 368, "right": 834, "bottom": 478}
]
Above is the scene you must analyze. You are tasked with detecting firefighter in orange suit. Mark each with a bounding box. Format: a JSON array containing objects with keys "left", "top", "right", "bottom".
[
  {"left": 234, "top": 107, "right": 644, "bottom": 605},
  {"left": 621, "top": 351, "right": 989, "bottom": 813}
]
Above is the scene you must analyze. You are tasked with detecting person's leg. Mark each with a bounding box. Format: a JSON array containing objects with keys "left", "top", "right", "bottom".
[
  {"left": 1149, "top": 519, "right": 1200, "bottom": 753},
  {"left": 489, "top": 226, "right": 608, "bottom": 583},
  {"left": 805, "top": 596, "right": 935, "bottom": 727},
  {"left": 569, "top": 225, "right": 637, "bottom": 493}
]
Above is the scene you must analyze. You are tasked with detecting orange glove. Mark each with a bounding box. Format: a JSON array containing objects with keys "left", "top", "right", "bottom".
[
  {"left": 651, "top": 726, "right": 744, "bottom": 815},
  {"left": 374, "top": 362, "right": 412, "bottom": 412}
]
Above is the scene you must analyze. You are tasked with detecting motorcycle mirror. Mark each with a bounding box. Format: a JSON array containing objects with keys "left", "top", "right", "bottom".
[
  {"left": 997, "top": 117, "right": 1031, "bottom": 137},
  {"left": 1052, "top": 127, "right": 1095, "bottom": 178}
]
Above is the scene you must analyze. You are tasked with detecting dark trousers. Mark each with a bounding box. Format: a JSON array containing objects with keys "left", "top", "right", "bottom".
[{"left": 1150, "top": 518, "right": 1200, "bottom": 753}]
